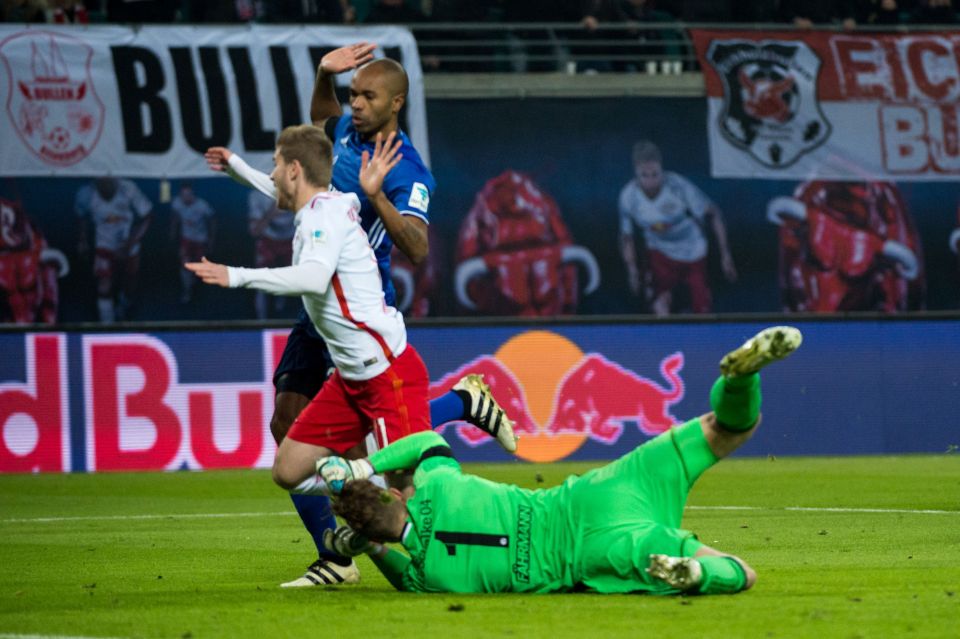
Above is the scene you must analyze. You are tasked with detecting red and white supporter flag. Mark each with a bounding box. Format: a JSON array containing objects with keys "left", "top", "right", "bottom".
[{"left": 691, "top": 29, "right": 960, "bottom": 181}]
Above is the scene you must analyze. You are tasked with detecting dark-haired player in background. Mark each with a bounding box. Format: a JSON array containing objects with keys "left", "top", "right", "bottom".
[{"left": 205, "top": 43, "right": 514, "bottom": 587}]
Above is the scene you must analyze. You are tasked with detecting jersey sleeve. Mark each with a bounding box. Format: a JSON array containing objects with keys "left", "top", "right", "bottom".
[
  {"left": 367, "top": 431, "right": 461, "bottom": 477},
  {"left": 383, "top": 155, "right": 434, "bottom": 224},
  {"left": 201, "top": 198, "right": 215, "bottom": 218},
  {"left": 671, "top": 173, "right": 712, "bottom": 220},
  {"left": 296, "top": 208, "right": 343, "bottom": 284},
  {"left": 122, "top": 180, "right": 153, "bottom": 217}
]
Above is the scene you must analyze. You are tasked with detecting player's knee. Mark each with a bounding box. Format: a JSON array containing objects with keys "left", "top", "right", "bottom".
[
  {"left": 271, "top": 460, "right": 298, "bottom": 490},
  {"left": 271, "top": 390, "right": 309, "bottom": 444}
]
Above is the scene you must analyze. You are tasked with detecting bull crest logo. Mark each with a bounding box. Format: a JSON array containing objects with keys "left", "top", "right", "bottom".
[
  {"left": 706, "top": 39, "right": 830, "bottom": 168},
  {"left": 1, "top": 31, "right": 104, "bottom": 166}
]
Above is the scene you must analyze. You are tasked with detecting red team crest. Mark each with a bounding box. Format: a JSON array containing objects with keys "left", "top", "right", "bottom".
[{"left": 1, "top": 31, "right": 104, "bottom": 166}]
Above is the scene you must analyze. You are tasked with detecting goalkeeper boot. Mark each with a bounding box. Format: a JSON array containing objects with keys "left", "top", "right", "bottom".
[
  {"left": 454, "top": 374, "right": 518, "bottom": 453},
  {"left": 646, "top": 554, "right": 702, "bottom": 591},
  {"left": 719, "top": 326, "right": 802, "bottom": 378},
  {"left": 280, "top": 557, "right": 360, "bottom": 588}
]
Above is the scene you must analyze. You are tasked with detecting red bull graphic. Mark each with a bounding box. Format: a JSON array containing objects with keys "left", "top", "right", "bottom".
[{"left": 429, "top": 330, "right": 685, "bottom": 463}]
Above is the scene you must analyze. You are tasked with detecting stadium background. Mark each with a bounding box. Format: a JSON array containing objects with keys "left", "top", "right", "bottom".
[{"left": 1, "top": 22, "right": 959, "bottom": 473}]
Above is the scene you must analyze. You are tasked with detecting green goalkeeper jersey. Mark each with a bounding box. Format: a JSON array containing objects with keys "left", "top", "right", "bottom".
[{"left": 368, "top": 432, "right": 580, "bottom": 593}]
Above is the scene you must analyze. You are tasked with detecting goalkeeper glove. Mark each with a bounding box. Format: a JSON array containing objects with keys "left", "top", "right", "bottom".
[
  {"left": 316, "top": 456, "right": 374, "bottom": 494},
  {"left": 323, "top": 525, "right": 372, "bottom": 557}
]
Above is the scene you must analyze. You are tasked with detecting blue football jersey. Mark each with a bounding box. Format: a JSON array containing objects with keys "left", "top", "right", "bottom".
[{"left": 330, "top": 115, "right": 436, "bottom": 307}]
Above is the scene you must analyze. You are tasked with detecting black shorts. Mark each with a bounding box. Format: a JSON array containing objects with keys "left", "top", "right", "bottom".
[{"left": 272, "top": 309, "right": 334, "bottom": 399}]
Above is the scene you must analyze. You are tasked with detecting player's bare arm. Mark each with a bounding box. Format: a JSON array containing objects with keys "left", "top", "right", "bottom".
[
  {"left": 620, "top": 231, "right": 641, "bottom": 295},
  {"left": 310, "top": 42, "right": 376, "bottom": 126},
  {"left": 122, "top": 213, "right": 152, "bottom": 257},
  {"left": 185, "top": 257, "right": 229, "bottom": 287},
  {"left": 360, "top": 131, "right": 429, "bottom": 264},
  {"left": 707, "top": 205, "right": 738, "bottom": 282}
]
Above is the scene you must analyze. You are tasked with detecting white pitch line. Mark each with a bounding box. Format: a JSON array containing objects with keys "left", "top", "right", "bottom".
[
  {"left": 0, "top": 634, "right": 127, "bottom": 639},
  {"left": 0, "top": 511, "right": 296, "bottom": 524},
  {"left": 2, "top": 505, "right": 957, "bottom": 525},
  {"left": 687, "top": 505, "right": 960, "bottom": 515}
]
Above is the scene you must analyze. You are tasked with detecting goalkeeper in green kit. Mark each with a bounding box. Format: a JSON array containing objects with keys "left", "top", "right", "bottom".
[{"left": 317, "top": 326, "right": 802, "bottom": 595}]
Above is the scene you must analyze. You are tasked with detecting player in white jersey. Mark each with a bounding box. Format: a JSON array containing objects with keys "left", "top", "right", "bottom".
[
  {"left": 247, "top": 190, "right": 296, "bottom": 319},
  {"left": 186, "top": 126, "right": 433, "bottom": 565},
  {"left": 170, "top": 182, "right": 216, "bottom": 304},
  {"left": 618, "top": 140, "right": 737, "bottom": 316},
  {"left": 75, "top": 177, "right": 153, "bottom": 322}
]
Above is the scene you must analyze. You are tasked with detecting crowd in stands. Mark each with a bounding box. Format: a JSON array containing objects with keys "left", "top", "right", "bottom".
[{"left": 2, "top": 0, "right": 958, "bottom": 25}]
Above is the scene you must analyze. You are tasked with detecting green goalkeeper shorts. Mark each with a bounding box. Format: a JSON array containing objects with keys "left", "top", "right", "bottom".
[{"left": 570, "top": 418, "right": 719, "bottom": 594}]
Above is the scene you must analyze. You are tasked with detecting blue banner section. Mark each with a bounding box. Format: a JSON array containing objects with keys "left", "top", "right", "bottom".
[{"left": 1, "top": 319, "right": 958, "bottom": 473}]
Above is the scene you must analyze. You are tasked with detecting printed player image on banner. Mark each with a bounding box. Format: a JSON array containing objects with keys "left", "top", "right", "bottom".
[{"left": 691, "top": 29, "right": 960, "bottom": 181}]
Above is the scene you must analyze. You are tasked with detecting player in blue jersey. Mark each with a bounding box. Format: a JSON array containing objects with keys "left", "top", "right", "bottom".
[{"left": 204, "top": 43, "right": 516, "bottom": 587}]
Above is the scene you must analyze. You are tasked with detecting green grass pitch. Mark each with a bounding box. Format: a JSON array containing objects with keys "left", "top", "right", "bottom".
[{"left": 2, "top": 456, "right": 959, "bottom": 639}]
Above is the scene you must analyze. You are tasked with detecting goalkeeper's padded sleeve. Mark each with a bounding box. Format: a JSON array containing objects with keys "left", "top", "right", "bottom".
[
  {"left": 368, "top": 431, "right": 450, "bottom": 473},
  {"left": 368, "top": 545, "right": 412, "bottom": 592}
]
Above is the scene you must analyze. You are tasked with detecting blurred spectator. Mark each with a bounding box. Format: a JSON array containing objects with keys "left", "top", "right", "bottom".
[
  {"left": 1, "top": 0, "right": 49, "bottom": 22},
  {"left": 577, "top": 0, "right": 680, "bottom": 73},
  {"left": 857, "top": 0, "right": 909, "bottom": 25},
  {"left": 364, "top": 0, "right": 426, "bottom": 23},
  {"left": 780, "top": 0, "right": 858, "bottom": 28},
  {"left": 183, "top": 0, "right": 244, "bottom": 22},
  {"left": 414, "top": 0, "right": 500, "bottom": 71},
  {"left": 912, "top": 0, "right": 957, "bottom": 23},
  {"left": 502, "top": 0, "right": 583, "bottom": 72},
  {"left": 48, "top": 0, "right": 88, "bottom": 22},
  {"left": 659, "top": 0, "right": 780, "bottom": 22},
  {"left": 258, "top": 0, "right": 349, "bottom": 23},
  {"left": 106, "top": 0, "right": 179, "bottom": 23}
]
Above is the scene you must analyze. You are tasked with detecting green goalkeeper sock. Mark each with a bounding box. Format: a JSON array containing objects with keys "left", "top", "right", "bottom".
[
  {"left": 709, "top": 374, "right": 761, "bottom": 432},
  {"left": 696, "top": 556, "right": 747, "bottom": 594}
]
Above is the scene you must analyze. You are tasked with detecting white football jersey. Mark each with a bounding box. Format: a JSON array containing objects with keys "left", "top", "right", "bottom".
[
  {"left": 247, "top": 191, "right": 295, "bottom": 242},
  {"left": 295, "top": 191, "right": 406, "bottom": 380},
  {"left": 172, "top": 196, "right": 214, "bottom": 243},
  {"left": 618, "top": 172, "right": 712, "bottom": 263},
  {"left": 75, "top": 180, "right": 152, "bottom": 252}
]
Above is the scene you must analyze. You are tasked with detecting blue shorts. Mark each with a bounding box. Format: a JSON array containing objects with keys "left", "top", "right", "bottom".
[{"left": 272, "top": 308, "right": 334, "bottom": 398}]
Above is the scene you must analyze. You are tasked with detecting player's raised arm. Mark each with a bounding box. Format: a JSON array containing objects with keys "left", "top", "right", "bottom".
[
  {"left": 361, "top": 131, "right": 429, "bottom": 265},
  {"left": 205, "top": 146, "right": 278, "bottom": 200},
  {"left": 310, "top": 42, "right": 376, "bottom": 126}
]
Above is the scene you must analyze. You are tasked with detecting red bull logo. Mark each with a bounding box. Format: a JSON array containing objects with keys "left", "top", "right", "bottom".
[{"left": 430, "top": 330, "right": 685, "bottom": 462}]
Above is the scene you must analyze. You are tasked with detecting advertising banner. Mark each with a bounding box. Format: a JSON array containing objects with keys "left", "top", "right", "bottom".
[
  {"left": 691, "top": 29, "right": 960, "bottom": 181},
  {"left": 0, "top": 24, "right": 427, "bottom": 176},
  {"left": 2, "top": 320, "right": 958, "bottom": 473}
]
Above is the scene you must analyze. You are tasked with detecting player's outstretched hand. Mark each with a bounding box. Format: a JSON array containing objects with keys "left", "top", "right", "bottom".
[
  {"left": 184, "top": 257, "right": 230, "bottom": 287},
  {"left": 204, "top": 147, "right": 233, "bottom": 172},
  {"left": 323, "top": 526, "right": 372, "bottom": 557},
  {"left": 359, "top": 131, "right": 403, "bottom": 198},
  {"left": 320, "top": 42, "right": 376, "bottom": 75},
  {"left": 316, "top": 456, "right": 374, "bottom": 494}
]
